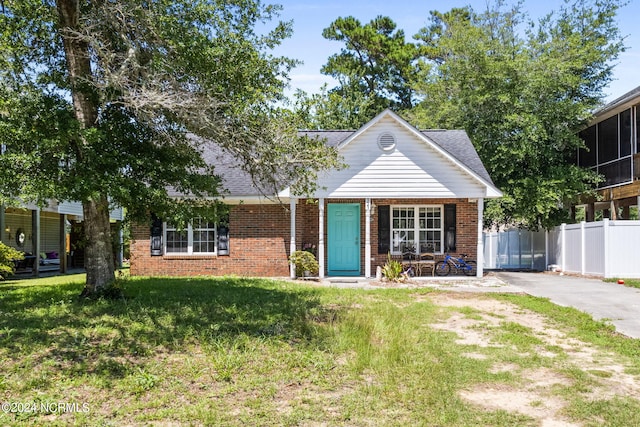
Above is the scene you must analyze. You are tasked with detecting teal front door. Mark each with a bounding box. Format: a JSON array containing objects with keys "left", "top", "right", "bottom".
[{"left": 327, "top": 203, "right": 360, "bottom": 276}]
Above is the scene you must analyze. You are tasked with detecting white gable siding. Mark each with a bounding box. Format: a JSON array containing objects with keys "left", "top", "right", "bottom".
[
  {"left": 57, "top": 201, "right": 84, "bottom": 216},
  {"left": 41, "top": 213, "right": 61, "bottom": 253},
  {"left": 314, "top": 117, "right": 487, "bottom": 199},
  {"left": 57, "top": 201, "right": 124, "bottom": 221}
]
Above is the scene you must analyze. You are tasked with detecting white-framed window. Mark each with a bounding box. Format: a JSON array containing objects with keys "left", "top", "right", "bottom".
[
  {"left": 165, "top": 218, "right": 217, "bottom": 255},
  {"left": 391, "top": 206, "right": 442, "bottom": 254}
]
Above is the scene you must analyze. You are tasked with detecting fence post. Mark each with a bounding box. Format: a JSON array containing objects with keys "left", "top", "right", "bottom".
[
  {"left": 484, "top": 231, "right": 493, "bottom": 270},
  {"left": 581, "top": 221, "right": 586, "bottom": 276},
  {"left": 544, "top": 229, "right": 549, "bottom": 271},
  {"left": 603, "top": 218, "right": 610, "bottom": 278},
  {"left": 530, "top": 230, "right": 534, "bottom": 270},
  {"left": 560, "top": 223, "right": 566, "bottom": 273}
]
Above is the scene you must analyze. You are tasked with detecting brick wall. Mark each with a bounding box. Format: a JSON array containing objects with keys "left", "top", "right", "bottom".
[
  {"left": 130, "top": 204, "right": 291, "bottom": 277},
  {"left": 306, "top": 198, "right": 479, "bottom": 276},
  {"left": 369, "top": 198, "right": 478, "bottom": 273},
  {"left": 129, "top": 198, "right": 480, "bottom": 277},
  {"left": 265, "top": 197, "right": 479, "bottom": 276}
]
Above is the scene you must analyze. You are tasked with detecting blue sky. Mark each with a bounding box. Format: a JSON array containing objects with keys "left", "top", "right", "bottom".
[{"left": 271, "top": 0, "right": 640, "bottom": 103}]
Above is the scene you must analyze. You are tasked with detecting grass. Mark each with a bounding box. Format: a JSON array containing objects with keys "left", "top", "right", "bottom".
[
  {"left": 605, "top": 278, "right": 640, "bottom": 289},
  {"left": 1, "top": 274, "right": 640, "bottom": 426}
]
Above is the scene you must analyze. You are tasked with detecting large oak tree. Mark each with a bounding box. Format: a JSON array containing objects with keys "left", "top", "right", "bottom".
[{"left": 0, "top": 0, "right": 339, "bottom": 296}]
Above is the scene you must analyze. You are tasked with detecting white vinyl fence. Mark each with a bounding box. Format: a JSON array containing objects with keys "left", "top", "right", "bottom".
[{"left": 484, "top": 220, "right": 640, "bottom": 278}]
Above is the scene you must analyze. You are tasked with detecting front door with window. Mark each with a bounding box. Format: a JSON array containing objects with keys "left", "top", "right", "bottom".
[{"left": 327, "top": 203, "right": 360, "bottom": 276}]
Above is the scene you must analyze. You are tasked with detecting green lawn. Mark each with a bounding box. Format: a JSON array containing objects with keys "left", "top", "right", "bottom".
[
  {"left": 1, "top": 274, "right": 640, "bottom": 426},
  {"left": 605, "top": 278, "right": 640, "bottom": 289}
]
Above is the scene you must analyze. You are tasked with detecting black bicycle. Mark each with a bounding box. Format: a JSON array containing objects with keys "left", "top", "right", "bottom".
[{"left": 434, "top": 253, "right": 477, "bottom": 276}]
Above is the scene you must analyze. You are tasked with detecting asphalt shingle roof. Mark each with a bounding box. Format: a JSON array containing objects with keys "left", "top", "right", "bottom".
[
  {"left": 172, "top": 126, "right": 494, "bottom": 198},
  {"left": 421, "top": 130, "right": 494, "bottom": 185}
]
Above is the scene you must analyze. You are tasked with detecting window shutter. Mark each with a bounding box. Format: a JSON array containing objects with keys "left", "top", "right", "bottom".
[
  {"left": 378, "top": 205, "right": 390, "bottom": 254},
  {"left": 444, "top": 204, "right": 456, "bottom": 253},
  {"left": 150, "top": 214, "right": 163, "bottom": 256},
  {"left": 217, "top": 211, "right": 230, "bottom": 256}
]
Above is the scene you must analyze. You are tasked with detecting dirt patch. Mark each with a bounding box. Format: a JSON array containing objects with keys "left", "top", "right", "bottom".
[{"left": 425, "top": 292, "right": 640, "bottom": 425}]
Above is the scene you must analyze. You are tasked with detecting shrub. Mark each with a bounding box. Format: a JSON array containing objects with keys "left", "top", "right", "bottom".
[
  {"left": 289, "top": 250, "right": 319, "bottom": 277},
  {"left": 381, "top": 253, "right": 404, "bottom": 282},
  {"left": 0, "top": 242, "right": 23, "bottom": 279}
]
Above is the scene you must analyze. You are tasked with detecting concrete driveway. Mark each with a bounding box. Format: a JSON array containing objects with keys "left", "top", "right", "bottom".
[{"left": 496, "top": 272, "right": 640, "bottom": 339}]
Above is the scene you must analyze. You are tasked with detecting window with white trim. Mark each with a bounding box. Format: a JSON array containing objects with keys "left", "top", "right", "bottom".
[
  {"left": 391, "top": 206, "right": 442, "bottom": 254},
  {"left": 165, "top": 218, "right": 217, "bottom": 255}
]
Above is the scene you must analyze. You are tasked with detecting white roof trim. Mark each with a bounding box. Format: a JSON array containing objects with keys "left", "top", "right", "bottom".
[
  {"left": 211, "top": 195, "right": 290, "bottom": 205},
  {"left": 221, "top": 196, "right": 288, "bottom": 205}
]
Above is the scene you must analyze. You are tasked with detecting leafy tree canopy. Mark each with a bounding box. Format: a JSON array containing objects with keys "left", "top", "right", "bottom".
[
  {"left": 293, "top": 0, "right": 624, "bottom": 228},
  {"left": 410, "top": 0, "right": 625, "bottom": 229},
  {"left": 295, "top": 15, "right": 419, "bottom": 129},
  {"left": 0, "top": 0, "right": 340, "bottom": 293}
]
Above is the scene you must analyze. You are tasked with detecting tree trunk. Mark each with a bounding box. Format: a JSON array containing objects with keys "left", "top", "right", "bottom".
[
  {"left": 82, "top": 195, "right": 115, "bottom": 294},
  {"left": 56, "top": 0, "right": 116, "bottom": 294}
]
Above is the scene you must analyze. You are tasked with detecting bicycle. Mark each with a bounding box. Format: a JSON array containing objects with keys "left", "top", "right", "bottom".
[{"left": 434, "top": 253, "right": 477, "bottom": 276}]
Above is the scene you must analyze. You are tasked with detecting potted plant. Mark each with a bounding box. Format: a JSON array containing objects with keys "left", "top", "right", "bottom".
[{"left": 289, "top": 250, "right": 319, "bottom": 278}]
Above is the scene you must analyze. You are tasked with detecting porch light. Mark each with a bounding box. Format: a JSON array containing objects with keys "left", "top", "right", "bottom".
[{"left": 365, "top": 200, "right": 376, "bottom": 217}]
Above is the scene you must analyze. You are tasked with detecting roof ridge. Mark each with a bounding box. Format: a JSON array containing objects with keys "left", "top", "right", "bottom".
[{"left": 298, "top": 129, "right": 356, "bottom": 132}]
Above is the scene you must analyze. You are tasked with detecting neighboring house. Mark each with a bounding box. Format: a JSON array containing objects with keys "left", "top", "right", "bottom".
[
  {"left": 0, "top": 201, "right": 124, "bottom": 275},
  {"left": 130, "top": 109, "right": 502, "bottom": 278},
  {"left": 576, "top": 85, "right": 640, "bottom": 220}
]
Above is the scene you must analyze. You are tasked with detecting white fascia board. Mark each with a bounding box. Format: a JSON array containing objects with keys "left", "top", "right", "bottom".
[{"left": 178, "top": 194, "right": 289, "bottom": 205}]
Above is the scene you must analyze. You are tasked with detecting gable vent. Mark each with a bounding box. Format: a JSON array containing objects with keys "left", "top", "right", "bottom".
[{"left": 378, "top": 132, "right": 396, "bottom": 152}]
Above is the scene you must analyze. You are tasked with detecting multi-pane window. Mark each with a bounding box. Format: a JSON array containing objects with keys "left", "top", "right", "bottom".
[
  {"left": 165, "top": 223, "right": 188, "bottom": 253},
  {"left": 392, "top": 207, "right": 415, "bottom": 253},
  {"left": 165, "top": 218, "right": 217, "bottom": 255},
  {"left": 392, "top": 206, "right": 442, "bottom": 254},
  {"left": 192, "top": 218, "right": 216, "bottom": 253},
  {"left": 418, "top": 207, "right": 442, "bottom": 253}
]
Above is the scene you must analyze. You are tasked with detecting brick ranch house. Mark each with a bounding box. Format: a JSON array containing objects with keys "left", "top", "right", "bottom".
[{"left": 130, "top": 109, "right": 502, "bottom": 278}]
